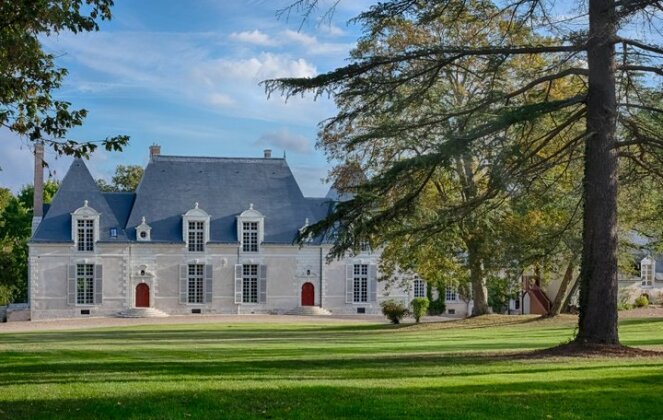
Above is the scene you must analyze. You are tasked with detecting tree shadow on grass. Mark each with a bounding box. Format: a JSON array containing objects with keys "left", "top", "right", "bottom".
[
  {"left": 2, "top": 374, "right": 663, "bottom": 419},
  {"left": 2, "top": 350, "right": 662, "bottom": 387}
]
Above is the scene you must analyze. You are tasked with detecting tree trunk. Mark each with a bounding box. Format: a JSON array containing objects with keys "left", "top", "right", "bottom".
[
  {"left": 549, "top": 257, "right": 576, "bottom": 317},
  {"left": 467, "top": 242, "right": 490, "bottom": 316},
  {"left": 576, "top": 0, "right": 620, "bottom": 344}
]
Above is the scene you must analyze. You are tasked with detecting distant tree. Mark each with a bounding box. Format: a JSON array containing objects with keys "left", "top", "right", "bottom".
[
  {"left": 1, "top": 0, "right": 128, "bottom": 157},
  {"left": 97, "top": 165, "right": 144, "bottom": 192},
  {"left": 0, "top": 181, "right": 58, "bottom": 303}
]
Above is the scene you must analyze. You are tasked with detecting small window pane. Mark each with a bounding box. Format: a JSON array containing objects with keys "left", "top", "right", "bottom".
[
  {"left": 76, "top": 264, "right": 94, "bottom": 304},
  {"left": 187, "top": 264, "right": 204, "bottom": 303},
  {"left": 188, "top": 221, "right": 205, "bottom": 252},
  {"left": 242, "top": 264, "right": 258, "bottom": 303}
]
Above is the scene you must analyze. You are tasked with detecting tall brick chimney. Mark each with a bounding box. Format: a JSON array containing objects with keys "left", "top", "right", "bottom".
[
  {"left": 149, "top": 143, "right": 161, "bottom": 161},
  {"left": 32, "top": 141, "right": 44, "bottom": 235}
]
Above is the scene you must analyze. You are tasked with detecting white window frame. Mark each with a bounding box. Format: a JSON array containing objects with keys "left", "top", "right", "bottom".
[
  {"left": 71, "top": 201, "right": 99, "bottom": 252},
  {"left": 242, "top": 264, "right": 259, "bottom": 304},
  {"left": 237, "top": 204, "right": 264, "bottom": 253},
  {"left": 242, "top": 221, "right": 259, "bottom": 252},
  {"left": 183, "top": 203, "right": 210, "bottom": 252},
  {"left": 641, "top": 257, "right": 655, "bottom": 287},
  {"left": 76, "top": 263, "right": 95, "bottom": 305},
  {"left": 445, "top": 287, "right": 457, "bottom": 302},
  {"left": 187, "top": 264, "right": 205, "bottom": 304},
  {"left": 353, "top": 264, "right": 369, "bottom": 303},
  {"left": 413, "top": 278, "right": 426, "bottom": 298}
]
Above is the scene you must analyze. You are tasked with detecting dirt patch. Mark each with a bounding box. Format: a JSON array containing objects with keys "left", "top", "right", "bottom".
[
  {"left": 618, "top": 305, "right": 663, "bottom": 319},
  {"left": 526, "top": 341, "right": 663, "bottom": 358}
]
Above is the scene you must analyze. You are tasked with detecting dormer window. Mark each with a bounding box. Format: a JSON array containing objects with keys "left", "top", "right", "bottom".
[
  {"left": 237, "top": 203, "right": 264, "bottom": 253},
  {"left": 641, "top": 256, "right": 655, "bottom": 287},
  {"left": 242, "top": 222, "right": 258, "bottom": 252},
  {"left": 183, "top": 203, "right": 210, "bottom": 252},
  {"left": 136, "top": 216, "right": 152, "bottom": 242},
  {"left": 71, "top": 200, "right": 99, "bottom": 252}
]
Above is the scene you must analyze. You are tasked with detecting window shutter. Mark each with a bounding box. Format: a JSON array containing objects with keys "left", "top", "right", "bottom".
[
  {"left": 259, "top": 265, "right": 267, "bottom": 304},
  {"left": 94, "top": 264, "right": 103, "bottom": 305},
  {"left": 67, "top": 264, "right": 76, "bottom": 306},
  {"left": 346, "top": 264, "right": 354, "bottom": 303},
  {"left": 179, "top": 265, "right": 188, "bottom": 304},
  {"left": 204, "top": 264, "right": 213, "bottom": 304},
  {"left": 369, "top": 264, "right": 378, "bottom": 303},
  {"left": 234, "top": 264, "right": 243, "bottom": 304}
]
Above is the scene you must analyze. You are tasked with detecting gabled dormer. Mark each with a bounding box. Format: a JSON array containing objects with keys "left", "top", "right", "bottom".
[
  {"left": 237, "top": 203, "right": 264, "bottom": 253},
  {"left": 183, "top": 203, "right": 210, "bottom": 252},
  {"left": 136, "top": 216, "right": 152, "bottom": 242},
  {"left": 71, "top": 200, "right": 100, "bottom": 252}
]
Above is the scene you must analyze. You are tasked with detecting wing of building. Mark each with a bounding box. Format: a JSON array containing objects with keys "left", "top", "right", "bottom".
[{"left": 28, "top": 147, "right": 469, "bottom": 319}]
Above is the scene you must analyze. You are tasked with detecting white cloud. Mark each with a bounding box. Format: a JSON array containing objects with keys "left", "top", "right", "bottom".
[
  {"left": 319, "top": 23, "right": 345, "bottom": 37},
  {"left": 229, "top": 29, "right": 278, "bottom": 46},
  {"left": 282, "top": 29, "right": 351, "bottom": 55},
  {"left": 255, "top": 128, "right": 313, "bottom": 155},
  {"left": 207, "top": 93, "right": 236, "bottom": 107}
]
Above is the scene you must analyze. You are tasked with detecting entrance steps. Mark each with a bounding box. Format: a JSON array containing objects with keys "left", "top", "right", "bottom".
[
  {"left": 285, "top": 306, "right": 332, "bottom": 316},
  {"left": 116, "top": 307, "right": 169, "bottom": 318}
]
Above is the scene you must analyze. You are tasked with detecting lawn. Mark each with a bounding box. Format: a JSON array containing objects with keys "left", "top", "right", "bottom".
[{"left": 1, "top": 315, "right": 662, "bottom": 419}]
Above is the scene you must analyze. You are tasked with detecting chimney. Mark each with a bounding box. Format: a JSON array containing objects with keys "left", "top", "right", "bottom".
[
  {"left": 263, "top": 149, "right": 272, "bottom": 159},
  {"left": 149, "top": 144, "right": 161, "bottom": 160},
  {"left": 32, "top": 142, "right": 44, "bottom": 234}
]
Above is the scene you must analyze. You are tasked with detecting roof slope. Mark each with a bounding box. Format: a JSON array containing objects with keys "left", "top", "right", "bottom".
[
  {"left": 125, "top": 156, "right": 321, "bottom": 244},
  {"left": 32, "top": 159, "right": 127, "bottom": 242}
]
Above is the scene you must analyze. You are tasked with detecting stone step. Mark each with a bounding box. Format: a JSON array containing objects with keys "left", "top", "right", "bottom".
[
  {"left": 284, "top": 306, "right": 332, "bottom": 316},
  {"left": 116, "top": 307, "right": 169, "bottom": 318}
]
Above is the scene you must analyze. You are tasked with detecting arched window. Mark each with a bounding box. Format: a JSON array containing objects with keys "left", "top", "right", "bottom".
[
  {"left": 641, "top": 256, "right": 655, "bottom": 287},
  {"left": 413, "top": 278, "right": 426, "bottom": 298}
]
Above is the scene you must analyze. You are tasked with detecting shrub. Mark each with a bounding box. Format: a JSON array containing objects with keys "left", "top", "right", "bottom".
[
  {"left": 635, "top": 295, "right": 649, "bottom": 308},
  {"left": 617, "top": 302, "right": 633, "bottom": 311},
  {"left": 428, "top": 299, "right": 446, "bottom": 315},
  {"left": 381, "top": 300, "right": 409, "bottom": 324},
  {"left": 427, "top": 286, "right": 446, "bottom": 315},
  {"left": 411, "top": 297, "right": 429, "bottom": 323}
]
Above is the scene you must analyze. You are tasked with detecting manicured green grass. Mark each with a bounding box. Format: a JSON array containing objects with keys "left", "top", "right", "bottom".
[{"left": 1, "top": 316, "right": 662, "bottom": 419}]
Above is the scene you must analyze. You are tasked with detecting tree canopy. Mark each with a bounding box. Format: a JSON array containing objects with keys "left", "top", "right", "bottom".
[
  {"left": 1, "top": 0, "right": 128, "bottom": 157},
  {"left": 267, "top": 0, "right": 663, "bottom": 345}
]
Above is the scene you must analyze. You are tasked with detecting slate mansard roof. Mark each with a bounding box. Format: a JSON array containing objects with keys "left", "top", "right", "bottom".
[{"left": 32, "top": 155, "right": 334, "bottom": 245}]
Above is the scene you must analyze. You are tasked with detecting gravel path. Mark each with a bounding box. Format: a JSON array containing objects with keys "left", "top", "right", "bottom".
[{"left": 0, "top": 314, "right": 392, "bottom": 334}]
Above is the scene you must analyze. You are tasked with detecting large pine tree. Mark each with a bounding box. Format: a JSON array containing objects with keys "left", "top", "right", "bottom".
[{"left": 267, "top": 0, "right": 663, "bottom": 345}]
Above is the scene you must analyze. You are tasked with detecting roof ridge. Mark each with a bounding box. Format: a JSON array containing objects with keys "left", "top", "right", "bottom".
[{"left": 155, "top": 155, "right": 286, "bottom": 162}]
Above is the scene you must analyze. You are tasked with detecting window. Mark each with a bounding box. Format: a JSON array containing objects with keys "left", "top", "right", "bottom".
[
  {"left": 353, "top": 264, "right": 369, "bottom": 303},
  {"left": 445, "top": 287, "right": 457, "bottom": 302},
  {"left": 76, "top": 264, "right": 94, "bottom": 305},
  {"left": 110, "top": 228, "right": 118, "bottom": 238},
  {"left": 413, "top": 278, "right": 426, "bottom": 298},
  {"left": 242, "top": 222, "right": 259, "bottom": 252},
  {"left": 188, "top": 221, "right": 205, "bottom": 252},
  {"left": 187, "top": 264, "right": 204, "bottom": 304},
  {"left": 360, "top": 241, "right": 371, "bottom": 253},
  {"left": 514, "top": 298, "right": 520, "bottom": 310},
  {"left": 77, "top": 219, "right": 94, "bottom": 251},
  {"left": 641, "top": 258, "right": 655, "bottom": 287},
  {"left": 243, "top": 264, "right": 259, "bottom": 303}
]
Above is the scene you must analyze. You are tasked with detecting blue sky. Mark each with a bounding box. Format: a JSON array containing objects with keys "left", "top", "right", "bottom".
[{"left": 1, "top": 0, "right": 372, "bottom": 197}]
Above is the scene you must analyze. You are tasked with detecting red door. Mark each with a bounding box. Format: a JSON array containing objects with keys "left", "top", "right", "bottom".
[
  {"left": 136, "top": 283, "right": 150, "bottom": 308},
  {"left": 301, "top": 282, "right": 314, "bottom": 306}
]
